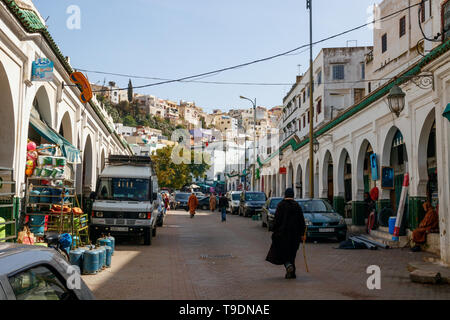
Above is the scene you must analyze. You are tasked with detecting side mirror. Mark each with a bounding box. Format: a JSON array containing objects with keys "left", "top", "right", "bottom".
[{"left": 90, "top": 192, "right": 97, "bottom": 200}]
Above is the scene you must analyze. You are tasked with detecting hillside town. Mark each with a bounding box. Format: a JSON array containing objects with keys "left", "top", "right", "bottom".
[{"left": 0, "top": 0, "right": 450, "bottom": 304}]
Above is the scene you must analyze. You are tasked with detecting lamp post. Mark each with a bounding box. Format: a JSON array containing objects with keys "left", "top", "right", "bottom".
[
  {"left": 240, "top": 95, "right": 257, "bottom": 191},
  {"left": 387, "top": 85, "right": 406, "bottom": 117},
  {"left": 307, "top": 0, "right": 315, "bottom": 198}
]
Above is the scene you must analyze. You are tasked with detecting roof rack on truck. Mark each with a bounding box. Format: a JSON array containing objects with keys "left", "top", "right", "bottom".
[{"left": 107, "top": 155, "right": 154, "bottom": 169}]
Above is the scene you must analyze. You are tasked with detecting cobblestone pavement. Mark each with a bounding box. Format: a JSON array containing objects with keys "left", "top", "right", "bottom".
[{"left": 83, "top": 210, "right": 450, "bottom": 300}]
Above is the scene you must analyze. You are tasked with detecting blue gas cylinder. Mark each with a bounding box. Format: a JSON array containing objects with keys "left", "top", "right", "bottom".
[
  {"left": 105, "top": 246, "right": 112, "bottom": 268},
  {"left": 40, "top": 188, "right": 51, "bottom": 204},
  {"left": 107, "top": 234, "right": 115, "bottom": 255},
  {"left": 69, "top": 249, "right": 84, "bottom": 270},
  {"left": 82, "top": 249, "right": 100, "bottom": 275},
  {"left": 97, "top": 246, "right": 106, "bottom": 270},
  {"left": 29, "top": 215, "right": 46, "bottom": 236},
  {"left": 98, "top": 238, "right": 111, "bottom": 249},
  {"left": 30, "top": 189, "right": 41, "bottom": 204}
]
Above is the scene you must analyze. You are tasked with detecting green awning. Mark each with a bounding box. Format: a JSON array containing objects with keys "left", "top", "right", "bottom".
[
  {"left": 29, "top": 114, "right": 81, "bottom": 164},
  {"left": 444, "top": 103, "right": 450, "bottom": 122}
]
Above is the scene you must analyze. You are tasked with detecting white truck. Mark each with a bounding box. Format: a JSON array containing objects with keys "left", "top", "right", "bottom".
[{"left": 89, "top": 155, "right": 160, "bottom": 245}]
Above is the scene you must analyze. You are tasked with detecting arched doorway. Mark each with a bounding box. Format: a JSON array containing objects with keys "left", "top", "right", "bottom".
[
  {"left": 322, "top": 151, "right": 334, "bottom": 204},
  {"left": 59, "top": 112, "right": 73, "bottom": 144},
  {"left": 272, "top": 173, "right": 276, "bottom": 197},
  {"left": 356, "top": 140, "right": 375, "bottom": 198},
  {"left": 304, "top": 160, "right": 310, "bottom": 198},
  {"left": 337, "top": 149, "right": 352, "bottom": 219},
  {"left": 287, "top": 163, "right": 294, "bottom": 190},
  {"left": 314, "top": 160, "right": 319, "bottom": 198},
  {"left": 0, "top": 62, "right": 15, "bottom": 168},
  {"left": 83, "top": 135, "right": 94, "bottom": 194},
  {"left": 101, "top": 149, "right": 106, "bottom": 172},
  {"left": 296, "top": 164, "right": 302, "bottom": 199}
]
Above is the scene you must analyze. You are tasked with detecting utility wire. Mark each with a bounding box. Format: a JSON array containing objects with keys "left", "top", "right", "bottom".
[{"left": 85, "top": 2, "right": 422, "bottom": 93}]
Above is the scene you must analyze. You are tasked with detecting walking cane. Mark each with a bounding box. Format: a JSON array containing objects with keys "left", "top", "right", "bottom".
[{"left": 302, "top": 227, "right": 309, "bottom": 273}]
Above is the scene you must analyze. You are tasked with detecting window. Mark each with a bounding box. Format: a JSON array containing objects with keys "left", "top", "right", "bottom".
[
  {"left": 382, "top": 33, "right": 387, "bottom": 53},
  {"left": 9, "top": 265, "right": 76, "bottom": 300},
  {"left": 332, "top": 65, "right": 345, "bottom": 80},
  {"left": 361, "top": 63, "right": 366, "bottom": 80},
  {"left": 303, "top": 115, "right": 306, "bottom": 128},
  {"left": 317, "top": 71, "right": 322, "bottom": 86},
  {"left": 317, "top": 100, "right": 322, "bottom": 115},
  {"left": 399, "top": 16, "right": 406, "bottom": 37},
  {"left": 307, "top": 86, "right": 310, "bottom": 97},
  {"left": 302, "top": 91, "right": 306, "bottom": 103},
  {"left": 368, "top": 82, "right": 372, "bottom": 93},
  {"left": 307, "top": 111, "right": 310, "bottom": 123}
]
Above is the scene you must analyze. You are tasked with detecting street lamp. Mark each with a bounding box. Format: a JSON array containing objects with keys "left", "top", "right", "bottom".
[
  {"left": 240, "top": 95, "right": 257, "bottom": 191},
  {"left": 387, "top": 85, "right": 406, "bottom": 117},
  {"left": 313, "top": 138, "right": 320, "bottom": 154}
]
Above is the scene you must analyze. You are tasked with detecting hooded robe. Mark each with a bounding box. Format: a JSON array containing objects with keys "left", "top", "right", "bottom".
[
  {"left": 266, "top": 199, "right": 305, "bottom": 265},
  {"left": 188, "top": 194, "right": 199, "bottom": 215},
  {"left": 412, "top": 202, "right": 439, "bottom": 244}
]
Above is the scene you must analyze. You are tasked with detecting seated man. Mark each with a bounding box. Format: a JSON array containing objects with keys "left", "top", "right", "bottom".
[{"left": 411, "top": 202, "right": 439, "bottom": 252}]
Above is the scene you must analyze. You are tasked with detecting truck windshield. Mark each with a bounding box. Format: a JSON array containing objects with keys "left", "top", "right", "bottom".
[
  {"left": 97, "top": 178, "right": 150, "bottom": 202},
  {"left": 245, "top": 193, "right": 266, "bottom": 201},
  {"left": 175, "top": 193, "right": 190, "bottom": 201},
  {"left": 232, "top": 193, "right": 241, "bottom": 200}
]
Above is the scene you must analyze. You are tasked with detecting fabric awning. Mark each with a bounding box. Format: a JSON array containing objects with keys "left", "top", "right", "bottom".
[
  {"left": 443, "top": 103, "right": 450, "bottom": 122},
  {"left": 29, "top": 114, "right": 81, "bottom": 164}
]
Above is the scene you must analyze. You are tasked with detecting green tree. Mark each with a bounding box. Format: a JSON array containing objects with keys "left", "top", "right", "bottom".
[
  {"left": 123, "top": 115, "right": 137, "bottom": 127},
  {"left": 127, "top": 79, "right": 133, "bottom": 103}
]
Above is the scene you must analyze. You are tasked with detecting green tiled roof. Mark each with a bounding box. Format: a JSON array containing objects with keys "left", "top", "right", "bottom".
[{"left": 2, "top": 0, "right": 132, "bottom": 154}]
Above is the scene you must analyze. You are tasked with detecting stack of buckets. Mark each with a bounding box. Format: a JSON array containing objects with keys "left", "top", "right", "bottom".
[{"left": 68, "top": 234, "right": 115, "bottom": 275}]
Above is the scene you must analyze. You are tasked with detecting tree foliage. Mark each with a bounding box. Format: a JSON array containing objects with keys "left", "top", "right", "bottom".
[{"left": 151, "top": 145, "right": 210, "bottom": 190}]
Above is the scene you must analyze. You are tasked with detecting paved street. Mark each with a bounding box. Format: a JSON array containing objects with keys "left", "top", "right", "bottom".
[{"left": 83, "top": 209, "right": 450, "bottom": 300}]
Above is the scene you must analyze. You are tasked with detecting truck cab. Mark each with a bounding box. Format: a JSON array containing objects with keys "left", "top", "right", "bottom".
[{"left": 89, "top": 155, "right": 159, "bottom": 245}]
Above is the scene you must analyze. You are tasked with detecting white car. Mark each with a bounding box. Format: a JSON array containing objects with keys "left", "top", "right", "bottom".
[{"left": 227, "top": 191, "right": 242, "bottom": 215}]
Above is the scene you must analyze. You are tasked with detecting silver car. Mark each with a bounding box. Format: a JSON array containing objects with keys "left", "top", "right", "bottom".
[{"left": 0, "top": 243, "right": 95, "bottom": 300}]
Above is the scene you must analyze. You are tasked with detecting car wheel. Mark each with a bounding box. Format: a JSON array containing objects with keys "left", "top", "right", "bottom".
[
  {"left": 144, "top": 228, "right": 152, "bottom": 245},
  {"left": 152, "top": 227, "right": 157, "bottom": 237}
]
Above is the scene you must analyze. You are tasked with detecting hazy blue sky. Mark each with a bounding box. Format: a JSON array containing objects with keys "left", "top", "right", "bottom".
[{"left": 33, "top": 0, "right": 381, "bottom": 112}]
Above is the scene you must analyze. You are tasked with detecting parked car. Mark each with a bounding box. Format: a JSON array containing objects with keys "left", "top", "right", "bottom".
[
  {"left": 239, "top": 191, "right": 267, "bottom": 217},
  {"left": 297, "top": 199, "right": 347, "bottom": 242},
  {"left": 227, "top": 191, "right": 242, "bottom": 215},
  {"left": 174, "top": 192, "right": 191, "bottom": 211},
  {"left": 261, "top": 197, "right": 283, "bottom": 231},
  {"left": 198, "top": 196, "right": 211, "bottom": 210},
  {"left": 156, "top": 193, "right": 165, "bottom": 227},
  {"left": 0, "top": 243, "right": 95, "bottom": 300}
]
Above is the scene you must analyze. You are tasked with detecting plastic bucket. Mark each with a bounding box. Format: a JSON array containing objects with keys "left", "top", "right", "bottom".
[{"left": 389, "top": 217, "right": 397, "bottom": 235}]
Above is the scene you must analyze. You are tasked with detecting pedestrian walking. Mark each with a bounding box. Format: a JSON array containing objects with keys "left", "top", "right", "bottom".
[
  {"left": 266, "top": 188, "right": 305, "bottom": 279},
  {"left": 210, "top": 193, "right": 217, "bottom": 212},
  {"left": 188, "top": 192, "right": 199, "bottom": 219},
  {"left": 218, "top": 193, "right": 229, "bottom": 222}
]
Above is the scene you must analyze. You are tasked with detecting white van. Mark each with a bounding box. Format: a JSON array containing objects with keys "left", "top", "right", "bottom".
[{"left": 89, "top": 156, "right": 159, "bottom": 245}]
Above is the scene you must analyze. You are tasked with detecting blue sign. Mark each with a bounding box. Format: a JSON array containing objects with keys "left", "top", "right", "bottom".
[
  {"left": 381, "top": 167, "right": 395, "bottom": 190},
  {"left": 370, "top": 153, "right": 379, "bottom": 181},
  {"left": 32, "top": 58, "right": 54, "bottom": 82}
]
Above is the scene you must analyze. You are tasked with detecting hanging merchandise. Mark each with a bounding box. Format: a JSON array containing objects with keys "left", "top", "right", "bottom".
[{"left": 392, "top": 173, "right": 409, "bottom": 241}]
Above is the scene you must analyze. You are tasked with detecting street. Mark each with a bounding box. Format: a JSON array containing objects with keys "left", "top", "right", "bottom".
[{"left": 83, "top": 209, "right": 450, "bottom": 300}]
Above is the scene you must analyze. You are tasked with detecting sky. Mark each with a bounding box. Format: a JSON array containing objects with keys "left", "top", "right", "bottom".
[{"left": 33, "top": 0, "right": 381, "bottom": 113}]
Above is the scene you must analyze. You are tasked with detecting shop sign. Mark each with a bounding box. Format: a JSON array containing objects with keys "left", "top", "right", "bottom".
[
  {"left": 31, "top": 58, "right": 54, "bottom": 82},
  {"left": 381, "top": 167, "right": 394, "bottom": 190},
  {"left": 279, "top": 167, "right": 287, "bottom": 175},
  {"left": 370, "top": 153, "right": 379, "bottom": 181}
]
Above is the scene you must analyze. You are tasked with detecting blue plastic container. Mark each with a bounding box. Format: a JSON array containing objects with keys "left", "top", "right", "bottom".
[
  {"left": 389, "top": 217, "right": 397, "bottom": 235},
  {"left": 40, "top": 188, "right": 51, "bottom": 204},
  {"left": 51, "top": 189, "right": 69, "bottom": 203},
  {"left": 105, "top": 246, "right": 112, "bottom": 268},
  {"left": 82, "top": 250, "right": 100, "bottom": 275},
  {"left": 30, "top": 189, "right": 41, "bottom": 204},
  {"left": 69, "top": 250, "right": 84, "bottom": 271}
]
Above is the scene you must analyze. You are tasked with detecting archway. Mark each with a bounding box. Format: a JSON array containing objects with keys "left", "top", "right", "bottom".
[
  {"left": 59, "top": 112, "right": 73, "bottom": 144},
  {"left": 100, "top": 149, "right": 106, "bottom": 172},
  {"left": 304, "top": 160, "right": 310, "bottom": 198},
  {"left": 0, "top": 62, "right": 15, "bottom": 168},
  {"left": 281, "top": 171, "right": 286, "bottom": 196},
  {"left": 83, "top": 135, "right": 94, "bottom": 193},
  {"left": 287, "top": 162, "right": 294, "bottom": 190},
  {"left": 295, "top": 164, "right": 302, "bottom": 199},
  {"left": 314, "top": 160, "right": 319, "bottom": 198},
  {"left": 337, "top": 149, "right": 352, "bottom": 218},
  {"left": 272, "top": 173, "right": 277, "bottom": 197},
  {"left": 322, "top": 151, "right": 334, "bottom": 204},
  {"left": 356, "top": 139, "right": 375, "bottom": 200}
]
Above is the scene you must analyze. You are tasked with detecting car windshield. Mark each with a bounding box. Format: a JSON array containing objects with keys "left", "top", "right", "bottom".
[
  {"left": 297, "top": 200, "right": 334, "bottom": 213},
  {"left": 97, "top": 178, "right": 149, "bottom": 202},
  {"left": 175, "top": 193, "right": 190, "bottom": 201},
  {"left": 232, "top": 193, "right": 241, "bottom": 200},
  {"left": 245, "top": 193, "right": 266, "bottom": 201},
  {"left": 269, "top": 198, "right": 283, "bottom": 209}
]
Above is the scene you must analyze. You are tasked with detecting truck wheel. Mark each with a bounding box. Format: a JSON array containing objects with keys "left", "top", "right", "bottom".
[
  {"left": 144, "top": 228, "right": 152, "bottom": 245},
  {"left": 152, "top": 227, "right": 157, "bottom": 237}
]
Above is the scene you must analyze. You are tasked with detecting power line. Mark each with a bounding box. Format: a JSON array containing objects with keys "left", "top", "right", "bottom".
[{"left": 84, "top": 2, "right": 422, "bottom": 93}]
